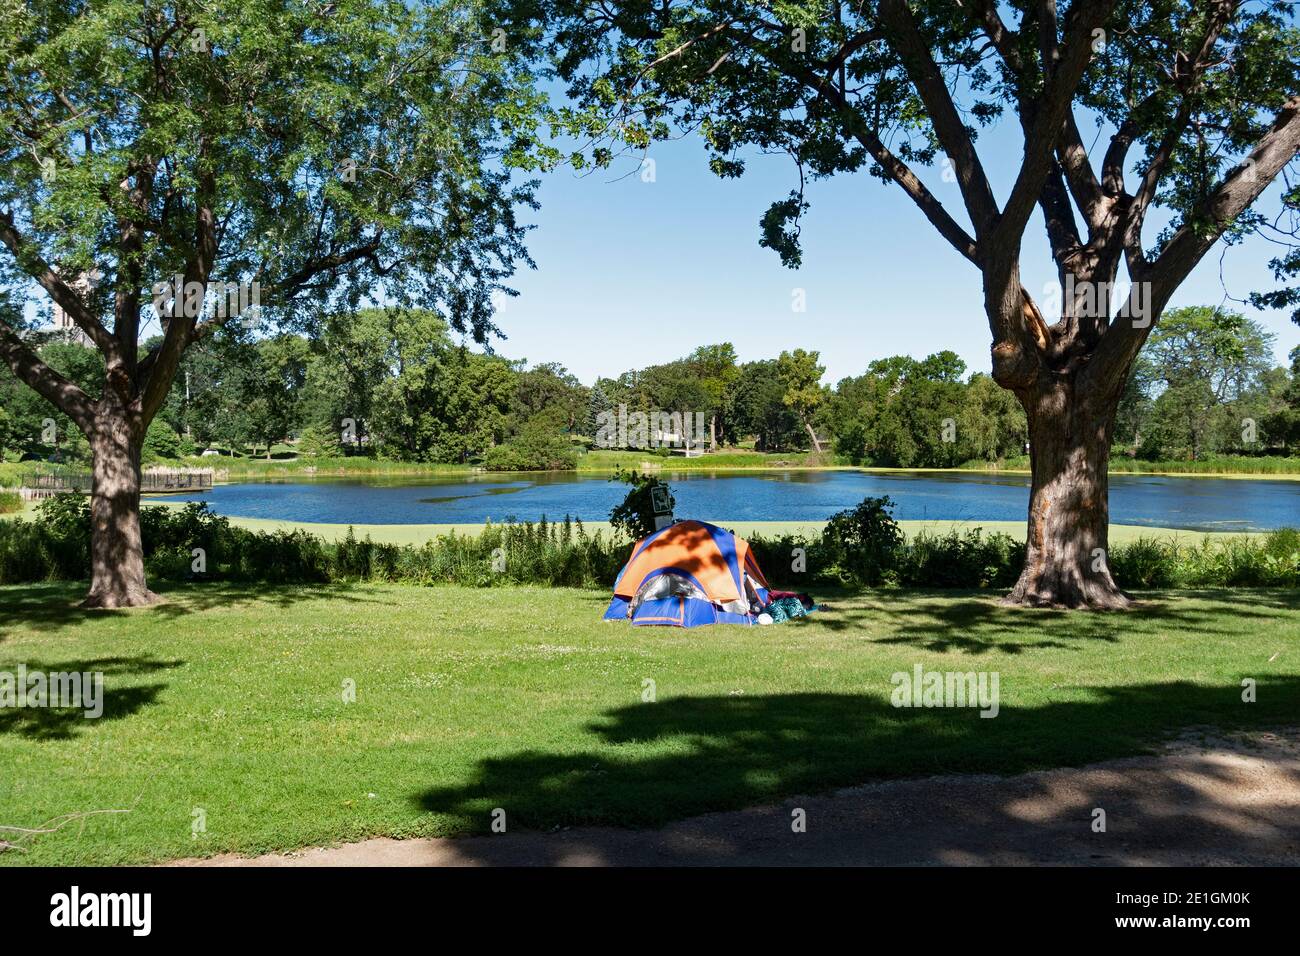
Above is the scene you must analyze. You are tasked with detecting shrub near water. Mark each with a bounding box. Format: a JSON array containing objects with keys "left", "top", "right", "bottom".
[
  {"left": 0, "top": 493, "right": 90, "bottom": 582},
  {"left": 753, "top": 498, "right": 1296, "bottom": 591},
  {"left": 898, "top": 528, "right": 1024, "bottom": 588},
  {"left": 1108, "top": 529, "right": 1300, "bottom": 588},
  {"left": 0, "top": 493, "right": 1296, "bottom": 592},
  {"left": 608, "top": 469, "right": 675, "bottom": 541},
  {"left": 818, "top": 496, "right": 904, "bottom": 585}
]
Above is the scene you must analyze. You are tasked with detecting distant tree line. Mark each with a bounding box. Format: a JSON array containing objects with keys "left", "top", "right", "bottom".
[
  {"left": 2, "top": 306, "right": 1296, "bottom": 469},
  {"left": 1113, "top": 307, "right": 1299, "bottom": 461}
]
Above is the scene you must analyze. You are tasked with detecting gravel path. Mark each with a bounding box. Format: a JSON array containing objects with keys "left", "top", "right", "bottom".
[{"left": 175, "top": 729, "right": 1300, "bottom": 867}]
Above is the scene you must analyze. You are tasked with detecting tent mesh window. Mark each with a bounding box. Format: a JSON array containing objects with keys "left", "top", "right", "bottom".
[{"left": 629, "top": 573, "right": 709, "bottom": 615}]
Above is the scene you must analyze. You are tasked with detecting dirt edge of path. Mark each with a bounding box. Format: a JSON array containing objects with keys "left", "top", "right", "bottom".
[{"left": 170, "top": 728, "right": 1300, "bottom": 867}]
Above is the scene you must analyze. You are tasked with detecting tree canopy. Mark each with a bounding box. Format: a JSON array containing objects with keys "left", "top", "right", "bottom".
[
  {"left": 514, "top": 0, "right": 1300, "bottom": 608},
  {"left": 0, "top": 0, "right": 549, "bottom": 605}
]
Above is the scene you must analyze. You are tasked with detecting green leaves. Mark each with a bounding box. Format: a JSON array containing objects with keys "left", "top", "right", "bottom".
[
  {"left": 759, "top": 193, "right": 808, "bottom": 268},
  {"left": 1, "top": 0, "right": 547, "bottom": 344},
  {"left": 609, "top": 468, "right": 674, "bottom": 541}
]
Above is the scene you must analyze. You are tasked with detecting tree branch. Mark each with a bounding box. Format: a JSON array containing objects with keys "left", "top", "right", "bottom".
[
  {"left": 273, "top": 234, "right": 384, "bottom": 298},
  {"left": 1117, "top": 1, "right": 1239, "bottom": 272},
  {"left": 878, "top": 0, "right": 1000, "bottom": 239},
  {"left": 1057, "top": 109, "right": 1108, "bottom": 229},
  {"left": 1119, "top": 98, "right": 1193, "bottom": 272},
  {"left": 138, "top": 165, "right": 218, "bottom": 424},
  {"left": 0, "top": 322, "right": 95, "bottom": 432},
  {"left": 0, "top": 211, "right": 116, "bottom": 356},
  {"left": 1085, "top": 94, "right": 1300, "bottom": 393},
  {"left": 1147, "top": 95, "right": 1300, "bottom": 304},
  {"left": 1100, "top": 0, "right": 1238, "bottom": 200},
  {"left": 996, "top": 0, "right": 1116, "bottom": 247},
  {"left": 819, "top": 28, "right": 884, "bottom": 86},
  {"left": 959, "top": 0, "right": 1088, "bottom": 267},
  {"left": 959, "top": 0, "right": 1027, "bottom": 76},
  {"left": 112, "top": 161, "right": 157, "bottom": 369},
  {"left": 731, "top": 25, "right": 981, "bottom": 265}
]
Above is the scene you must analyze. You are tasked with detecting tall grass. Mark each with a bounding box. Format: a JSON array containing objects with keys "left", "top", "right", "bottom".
[
  {"left": 1107, "top": 456, "right": 1300, "bottom": 475},
  {"left": 330, "top": 516, "right": 625, "bottom": 588},
  {"left": 187, "top": 455, "right": 481, "bottom": 479},
  {"left": 2, "top": 495, "right": 1295, "bottom": 592},
  {"left": 576, "top": 449, "right": 840, "bottom": 472},
  {"left": 1108, "top": 528, "right": 1300, "bottom": 587},
  {"left": 964, "top": 454, "right": 1300, "bottom": 476}
]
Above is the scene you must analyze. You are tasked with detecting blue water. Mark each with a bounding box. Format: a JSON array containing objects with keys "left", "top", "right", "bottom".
[{"left": 151, "top": 470, "right": 1300, "bottom": 532}]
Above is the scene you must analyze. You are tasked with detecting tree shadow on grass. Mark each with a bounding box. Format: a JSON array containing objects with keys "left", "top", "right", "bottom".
[
  {"left": 415, "top": 676, "right": 1300, "bottom": 849},
  {"left": 0, "top": 581, "right": 395, "bottom": 636},
  {"left": 809, "top": 587, "right": 1299, "bottom": 655},
  {"left": 0, "top": 655, "right": 183, "bottom": 741}
]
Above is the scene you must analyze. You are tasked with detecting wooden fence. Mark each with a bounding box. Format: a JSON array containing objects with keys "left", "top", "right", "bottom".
[{"left": 14, "top": 468, "right": 215, "bottom": 500}]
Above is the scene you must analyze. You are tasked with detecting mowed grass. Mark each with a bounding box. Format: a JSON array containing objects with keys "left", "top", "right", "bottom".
[
  {"left": 1, "top": 582, "right": 1297, "bottom": 865},
  {"left": 129, "top": 506, "right": 1269, "bottom": 546}
]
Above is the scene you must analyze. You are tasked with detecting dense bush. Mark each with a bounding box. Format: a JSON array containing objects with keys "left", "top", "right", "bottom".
[
  {"left": 0, "top": 493, "right": 1295, "bottom": 592},
  {"left": 897, "top": 529, "right": 1023, "bottom": 588},
  {"left": 0, "top": 494, "right": 89, "bottom": 582},
  {"left": 752, "top": 512, "right": 1297, "bottom": 591},
  {"left": 819, "top": 496, "right": 905, "bottom": 585},
  {"left": 754, "top": 525, "right": 1020, "bottom": 589},
  {"left": 296, "top": 423, "right": 344, "bottom": 458},
  {"left": 0, "top": 497, "right": 624, "bottom": 589},
  {"left": 0, "top": 490, "right": 22, "bottom": 515},
  {"left": 142, "top": 420, "right": 190, "bottom": 463},
  {"left": 480, "top": 428, "right": 579, "bottom": 471}
]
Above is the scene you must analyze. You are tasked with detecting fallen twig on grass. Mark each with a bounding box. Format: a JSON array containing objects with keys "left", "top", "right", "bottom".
[{"left": 0, "top": 792, "right": 144, "bottom": 854}]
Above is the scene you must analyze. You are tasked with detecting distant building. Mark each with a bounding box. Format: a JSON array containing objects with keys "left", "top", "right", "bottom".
[{"left": 49, "top": 268, "right": 100, "bottom": 347}]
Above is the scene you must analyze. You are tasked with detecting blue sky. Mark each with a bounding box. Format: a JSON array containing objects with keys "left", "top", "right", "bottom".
[{"left": 492, "top": 120, "right": 1300, "bottom": 387}]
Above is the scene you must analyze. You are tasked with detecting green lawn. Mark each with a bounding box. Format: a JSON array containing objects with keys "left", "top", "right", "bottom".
[
  {"left": 125, "top": 504, "right": 1273, "bottom": 545},
  {"left": 1, "top": 582, "right": 1296, "bottom": 865}
]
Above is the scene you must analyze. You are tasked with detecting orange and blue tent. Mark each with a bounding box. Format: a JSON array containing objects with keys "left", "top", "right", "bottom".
[{"left": 603, "top": 520, "right": 771, "bottom": 627}]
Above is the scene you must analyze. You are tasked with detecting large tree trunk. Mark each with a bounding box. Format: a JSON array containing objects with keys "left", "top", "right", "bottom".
[
  {"left": 1002, "top": 377, "right": 1130, "bottom": 609},
  {"left": 83, "top": 407, "right": 159, "bottom": 609}
]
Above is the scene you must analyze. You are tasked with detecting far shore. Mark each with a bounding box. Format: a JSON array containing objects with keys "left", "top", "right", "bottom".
[
  {"left": 6, "top": 450, "right": 1300, "bottom": 489},
  {"left": 211, "top": 467, "right": 1300, "bottom": 481},
  {"left": 192, "top": 449, "right": 1300, "bottom": 483}
]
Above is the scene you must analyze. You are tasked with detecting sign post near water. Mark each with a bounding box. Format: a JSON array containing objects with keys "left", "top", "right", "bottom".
[{"left": 651, "top": 485, "right": 673, "bottom": 531}]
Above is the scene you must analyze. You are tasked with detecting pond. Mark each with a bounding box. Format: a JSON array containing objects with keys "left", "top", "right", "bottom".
[{"left": 151, "top": 469, "right": 1300, "bottom": 532}]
